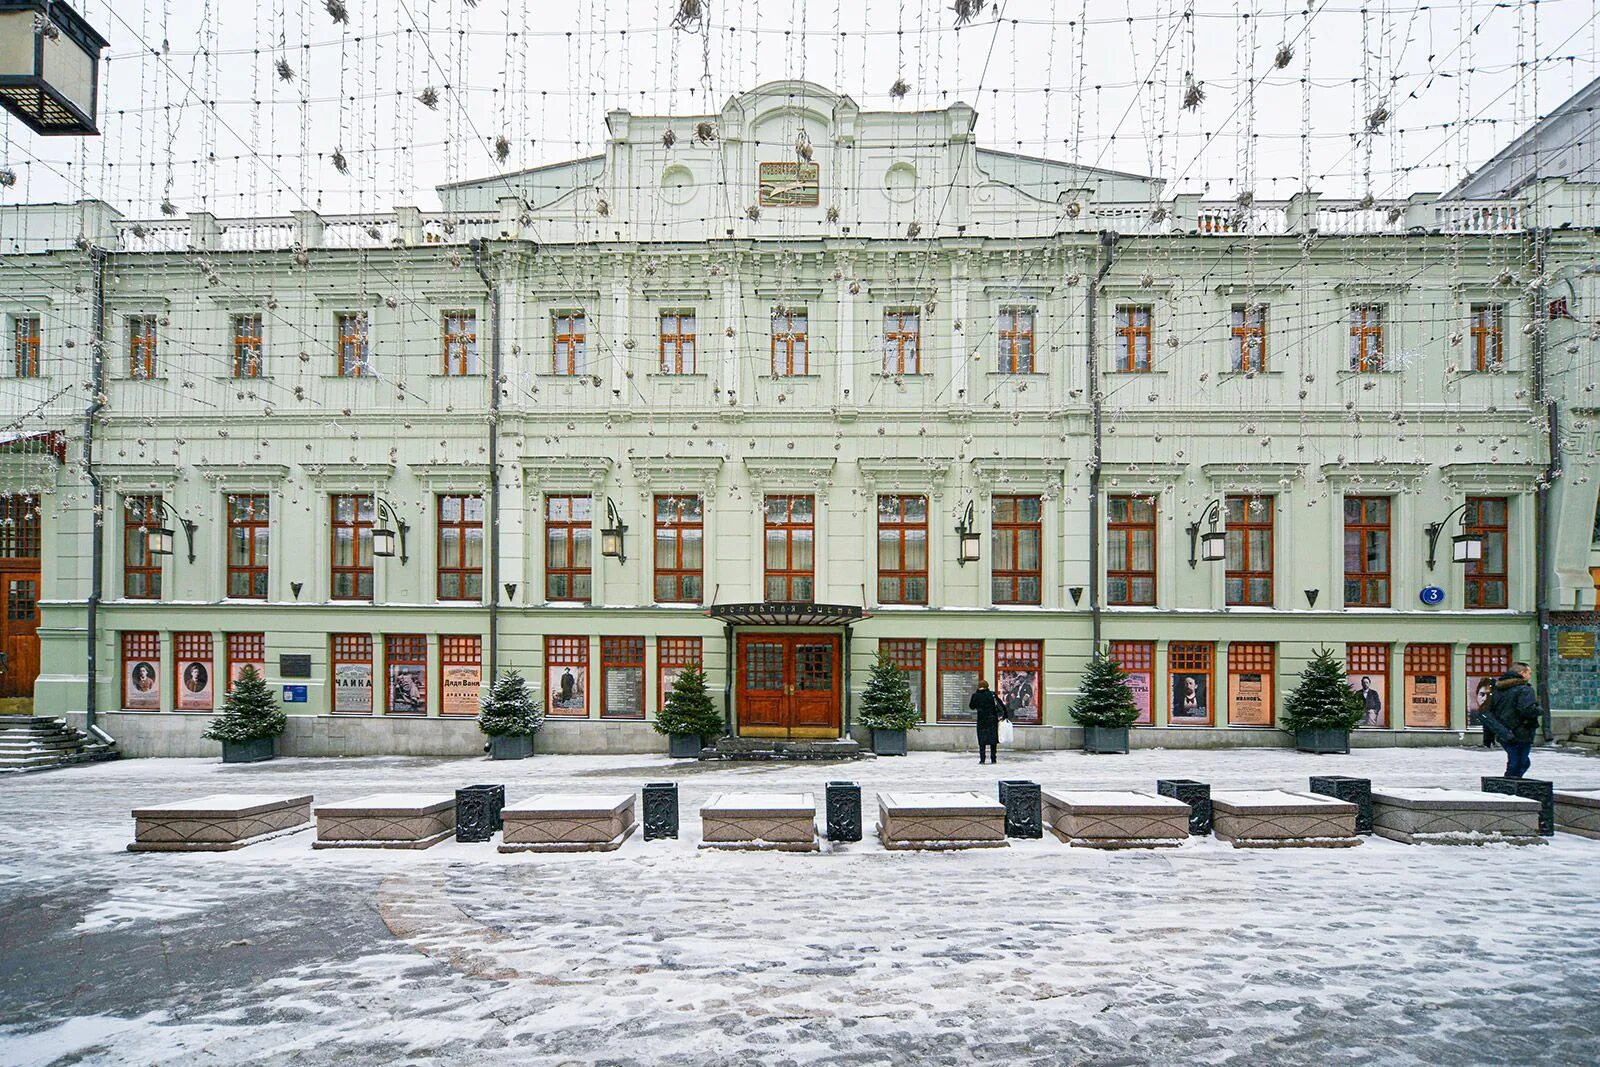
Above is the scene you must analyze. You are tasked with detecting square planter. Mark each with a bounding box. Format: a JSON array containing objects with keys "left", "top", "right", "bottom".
[
  {"left": 221, "top": 737, "right": 276, "bottom": 764},
  {"left": 871, "top": 728, "right": 908, "bottom": 756},
  {"left": 667, "top": 733, "right": 704, "bottom": 759},
  {"left": 488, "top": 734, "right": 535, "bottom": 760},
  {"left": 1296, "top": 728, "right": 1350, "bottom": 754},
  {"left": 1082, "top": 725, "right": 1129, "bottom": 754}
]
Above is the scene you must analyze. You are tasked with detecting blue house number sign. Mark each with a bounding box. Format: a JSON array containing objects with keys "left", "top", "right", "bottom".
[
  {"left": 1419, "top": 585, "right": 1446, "bottom": 606},
  {"left": 282, "top": 685, "right": 308, "bottom": 703}
]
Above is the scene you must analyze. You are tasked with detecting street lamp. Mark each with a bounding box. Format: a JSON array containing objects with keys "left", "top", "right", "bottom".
[
  {"left": 1186, "top": 499, "right": 1225, "bottom": 568},
  {"left": 600, "top": 497, "right": 628, "bottom": 562},
  {"left": 371, "top": 497, "right": 410, "bottom": 563},
  {"left": 955, "top": 500, "right": 981, "bottom": 565},
  {"left": 1423, "top": 502, "right": 1483, "bottom": 571},
  {"left": 0, "top": 1, "right": 109, "bottom": 136},
  {"left": 140, "top": 498, "right": 197, "bottom": 564}
]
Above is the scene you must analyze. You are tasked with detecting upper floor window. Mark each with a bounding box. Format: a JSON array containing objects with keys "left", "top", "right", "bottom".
[
  {"left": 1342, "top": 496, "right": 1390, "bottom": 607},
  {"left": 998, "top": 306, "right": 1035, "bottom": 373},
  {"left": 1224, "top": 494, "right": 1273, "bottom": 606},
  {"left": 992, "top": 495, "right": 1042, "bottom": 605},
  {"left": 127, "top": 315, "right": 157, "bottom": 379},
  {"left": 771, "top": 307, "right": 809, "bottom": 376},
  {"left": 653, "top": 494, "right": 704, "bottom": 603},
  {"left": 0, "top": 495, "right": 40, "bottom": 559},
  {"left": 123, "top": 494, "right": 162, "bottom": 599},
  {"left": 659, "top": 310, "right": 696, "bottom": 375},
  {"left": 330, "top": 493, "right": 374, "bottom": 600},
  {"left": 545, "top": 494, "right": 592, "bottom": 602},
  {"left": 1348, "top": 305, "right": 1385, "bottom": 372},
  {"left": 882, "top": 309, "right": 921, "bottom": 375},
  {"left": 1464, "top": 496, "right": 1508, "bottom": 609},
  {"left": 876, "top": 494, "right": 928, "bottom": 605},
  {"left": 12, "top": 316, "right": 40, "bottom": 378},
  {"left": 442, "top": 311, "right": 479, "bottom": 375},
  {"left": 336, "top": 312, "right": 369, "bottom": 377},
  {"left": 226, "top": 493, "right": 269, "bottom": 599},
  {"left": 1230, "top": 304, "right": 1267, "bottom": 373},
  {"left": 437, "top": 493, "right": 484, "bottom": 601},
  {"left": 552, "top": 311, "right": 587, "bottom": 376},
  {"left": 1469, "top": 304, "right": 1504, "bottom": 372},
  {"left": 1114, "top": 304, "right": 1152, "bottom": 372},
  {"left": 232, "top": 314, "right": 263, "bottom": 379},
  {"left": 763, "top": 494, "right": 814, "bottom": 602},
  {"left": 1106, "top": 494, "right": 1156, "bottom": 606}
]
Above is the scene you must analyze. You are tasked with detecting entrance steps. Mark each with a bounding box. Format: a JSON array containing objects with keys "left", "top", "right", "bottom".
[
  {"left": 1563, "top": 722, "right": 1600, "bottom": 756},
  {"left": 698, "top": 736, "right": 870, "bottom": 762},
  {"left": 0, "top": 717, "right": 119, "bottom": 773}
]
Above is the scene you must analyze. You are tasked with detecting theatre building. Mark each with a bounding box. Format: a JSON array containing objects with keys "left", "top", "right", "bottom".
[{"left": 1, "top": 80, "right": 1596, "bottom": 756}]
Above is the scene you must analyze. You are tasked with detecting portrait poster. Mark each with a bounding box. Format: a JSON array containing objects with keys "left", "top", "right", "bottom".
[
  {"left": 176, "top": 658, "right": 214, "bottom": 711},
  {"left": 441, "top": 663, "right": 482, "bottom": 716},
  {"left": 604, "top": 666, "right": 645, "bottom": 717},
  {"left": 228, "top": 659, "right": 266, "bottom": 691},
  {"left": 659, "top": 665, "right": 688, "bottom": 712},
  {"left": 1347, "top": 672, "right": 1387, "bottom": 729},
  {"left": 388, "top": 663, "right": 427, "bottom": 714},
  {"left": 939, "top": 669, "right": 979, "bottom": 722},
  {"left": 1169, "top": 672, "right": 1209, "bottom": 724},
  {"left": 1403, "top": 673, "right": 1448, "bottom": 728},
  {"left": 124, "top": 660, "right": 159, "bottom": 710},
  {"left": 1227, "top": 671, "right": 1272, "bottom": 726},
  {"left": 1466, "top": 673, "right": 1498, "bottom": 728},
  {"left": 997, "top": 670, "right": 1040, "bottom": 725},
  {"left": 1125, "top": 671, "right": 1152, "bottom": 726},
  {"left": 334, "top": 662, "right": 373, "bottom": 713},
  {"left": 549, "top": 663, "right": 586, "bottom": 714}
]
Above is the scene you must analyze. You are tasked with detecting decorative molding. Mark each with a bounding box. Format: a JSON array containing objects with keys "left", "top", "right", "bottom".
[
  {"left": 753, "top": 285, "right": 825, "bottom": 301},
  {"left": 522, "top": 456, "right": 612, "bottom": 491},
  {"left": 0, "top": 456, "right": 60, "bottom": 490},
  {"left": 630, "top": 455, "right": 723, "bottom": 490},
  {"left": 866, "top": 285, "right": 936, "bottom": 303},
  {"left": 408, "top": 461, "right": 492, "bottom": 489},
  {"left": 1317, "top": 461, "right": 1430, "bottom": 487},
  {"left": 640, "top": 287, "right": 712, "bottom": 302},
  {"left": 981, "top": 283, "right": 1053, "bottom": 299},
  {"left": 96, "top": 462, "right": 181, "bottom": 488},
  {"left": 1201, "top": 461, "right": 1305, "bottom": 490},
  {"left": 1099, "top": 461, "right": 1189, "bottom": 480},
  {"left": 1214, "top": 283, "right": 1294, "bottom": 297},
  {"left": 743, "top": 456, "right": 836, "bottom": 490},
  {"left": 299, "top": 461, "right": 395, "bottom": 490},
  {"left": 1334, "top": 281, "right": 1413, "bottom": 295},
  {"left": 1440, "top": 461, "right": 1543, "bottom": 493},
  {"left": 195, "top": 462, "right": 292, "bottom": 488},
  {"left": 856, "top": 457, "right": 952, "bottom": 493},
  {"left": 970, "top": 456, "right": 1066, "bottom": 490}
]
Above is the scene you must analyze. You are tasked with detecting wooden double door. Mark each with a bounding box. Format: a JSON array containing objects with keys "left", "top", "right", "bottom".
[
  {"left": 736, "top": 633, "right": 841, "bottom": 739},
  {"left": 0, "top": 568, "right": 40, "bottom": 699}
]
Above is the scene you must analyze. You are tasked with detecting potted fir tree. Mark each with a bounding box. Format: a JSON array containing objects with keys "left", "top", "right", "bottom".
[
  {"left": 1068, "top": 651, "right": 1141, "bottom": 754},
  {"left": 858, "top": 650, "right": 920, "bottom": 755},
  {"left": 654, "top": 664, "right": 723, "bottom": 758},
  {"left": 477, "top": 669, "right": 544, "bottom": 760},
  {"left": 201, "top": 664, "right": 287, "bottom": 763},
  {"left": 1281, "top": 647, "right": 1365, "bottom": 754}
]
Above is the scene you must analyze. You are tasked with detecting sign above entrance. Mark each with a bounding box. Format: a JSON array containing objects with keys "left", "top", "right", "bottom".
[
  {"left": 757, "top": 162, "right": 821, "bottom": 207},
  {"left": 708, "top": 602, "right": 866, "bottom": 628}
]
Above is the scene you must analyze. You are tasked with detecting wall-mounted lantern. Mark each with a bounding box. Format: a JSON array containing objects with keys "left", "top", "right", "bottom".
[
  {"left": 955, "top": 500, "right": 981, "bottom": 566},
  {"left": 0, "top": 1, "right": 109, "bottom": 136},
  {"left": 371, "top": 498, "right": 410, "bottom": 563},
  {"left": 600, "top": 497, "right": 628, "bottom": 563},
  {"left": 142, "top": 498, "right": 197, "bottom": 564},
  {"left": 1424, "top": 502, "right": 1483, "bottom": 571},
  {"left": 1185, "top": 499, "right": 1225, "bottom": 568}
]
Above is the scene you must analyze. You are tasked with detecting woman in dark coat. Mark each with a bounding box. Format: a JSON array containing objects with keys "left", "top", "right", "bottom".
[{"left": 969, "top": 679, "right": 1009, "bottom": 764}]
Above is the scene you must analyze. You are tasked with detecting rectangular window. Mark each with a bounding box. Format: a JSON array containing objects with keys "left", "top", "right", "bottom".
[
  {"left": 1108, "top": 640, "right": 1155, "bottom": 726},
  {"left": 1469, "top": 304, "right": 1504, "bottom": 372},
  {"left": 936, "top": 638, "right": 983, "bottom": 723},
  {"left": 1226, "top": 642, "right": 1275, "bottom": 727},
  {"left": 232, "top": 314, "right": 263, "bottom": 378},
  {"left": 770, "top": 307, "right": 809, "bottom": 376},
  {"left": 121, "top": 631, "right": 161, "bottom": 710},
  {"left": 880, "top": 638, "right": 926, "bottom": 718},
  {"left": 998, "top": 306, "right": 1035, "bottom": 373},
  {"left": 1114, "top": 304, "right": 1152, "bottom": 372},
  {"left": 1168, "top": 640, "right": 1214, "bottom": 726},
  {"left": 226, "top": 632, "right": 266, "bottom": 692},
  {"left": 331, "top": 633, "right": 374, "bottom": 714},
  {"left": 659, "top": 310, "right": 696, "bottom": 374},
  {"left": 1466, "top": 643, "right": 1513, "bottom": 728},
  {"left": 995, "top": 639, "right": 1042, "bottom": 725},
  {"left": 876, "top": 494, "right": 928, "bottom": 605},
  {"left": 0, "top": 494, "right": 41, "bottom": 558},
  {"left": 991, "top": 495, "right": 1042, "bottom": 605},
  {"left": 658, "top": 636, "right": 703, "bottom": 714},
  {"left": 336, "top": 311, "right": 369, "bottom": 377},
  {"left": 552, "top": 311, "right": 587, "bottom": 375},
  {"left": 1224, "top": 494, "right": 1274, "bottom": 607},
  {"left": 127, "top": 315, "right": 158, "bottom": 379},
  {"left": 1342, "top": 496, "right": 1390, "bottom": 607},
  {"left": 225, "top": 493, "right": 269, "bottom": 599},
  {"left": 436, "top": 494, "right": 485, "bottom": 601},
  {"left": 174, "top": 632, "right": 215, "bottom": 712},
  {"left": 1230, "top": 304, "right": 1267, "bottom": 373},
  {"left": 442, "top": 310, "right": 479, "bottom": 375},
  {"left": 653, "top": 494, "right": 704, "bottom": 603},
  {"left": 1106, "top": 494, "right": 1156, "bottom": 606},
  {"left": 601, "top": 636, "right": 646, "bottom": 719},
  {"left": 1345, "top": 643, "right": 1390, "bottom": 729},
  {"left": 882, "top": 309, "right": 921, "bottom": 375},
  {"left": 1465, "top": 496, "right": 1508, "bottom": 609},
  {"left": 1403, "top": 643, "right": 1451, "bottom": 728},
  {"left": 384, "top": 634, "right": 427, "bottom": 715},
  {"left": 763, "top": 494, "right": 815, "bottom": 602},
  {"left": 440, "top": 635, "right": 483, "bottom": 716},
  {"left": 330, "top": 494, "right": 375, "bottom": 601},
  {"left": 546, "top": 635, "right": 589, "bottom": 717},
  {"left": 13, "top": 315, "right": 40, "bottom": 378},
  {"left": 1348, "top": 305, "right": 1385, "bottom": 372},
  {"left": 123, "top": 494, "right": 162, "bottom": 600},
  {"left": 545, "top": 494, "right": 593, "bottom": 602}
]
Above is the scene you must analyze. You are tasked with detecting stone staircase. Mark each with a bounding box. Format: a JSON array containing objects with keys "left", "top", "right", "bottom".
[
  {"left": 1563, "top": 721, "right": 1600, "bottom": 757},
  {"left": 0, "top": 716, "right": 120, "bottom": 772},
  {"left": 698, "top": 735, "right": 870, "bottom": 762}
]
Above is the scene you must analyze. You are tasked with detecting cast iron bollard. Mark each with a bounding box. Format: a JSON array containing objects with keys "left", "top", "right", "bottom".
[
  {"left": 997, "top": 780, "right": 1042, "bottom": 839},
  {"left": 1309, "top": 775, "right": 1373, "bottom": 835},
  {"left": 1156, "top": 779, "right": 1212, "bottom": 836},
  {"left": 455, "top": 784, "right": 506, "bottom": 843},
  {"left": 825, "top": 781, "right": 862, "bottom": 842},
  {"left": 1482, "top": 776, "right": 1555, "bottom": 836},
  {"left": 643, "top": 782, "right": 679, "bottom": 840}
]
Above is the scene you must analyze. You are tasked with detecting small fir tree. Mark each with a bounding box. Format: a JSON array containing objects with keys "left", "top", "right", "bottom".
[
  {"left": 201, "top": 665, "right": 287, "bottom": 743},
  {"left": 476, "top": 669, "right": 545, "bottom": 737},
  {"left": 654, "top": 664, "right": 723, "bottom": 739},
  {"left": 1068, "top": 651, "right": 1142, "bottom": 728},
  {"left": 1281, "top": 647, "right": 1366, "bottom": 733},
  {"left": 858, "top": 650, "right": 921, "bottom": 732}
]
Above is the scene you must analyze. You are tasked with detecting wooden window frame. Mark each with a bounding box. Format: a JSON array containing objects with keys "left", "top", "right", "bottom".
[
  {"left": 935, "top": 638, "right": 983, "bottom": 724},
  {"left": 763, "top": 494, "right": 815, "bottom": 603},
  {"left": 384, "top": 633, "right": 428, "bottom": 716},
  {"left": 0, "top": 493, "right": 41, "bottom": 559},
  {"left": 121, "top": 630, "right": 161, "bottom": 710},
  {"left": 995, "top": 638, "right": 1043, "bottom": 725},
  {"left": 1403, "top": 643, "right": 1452, "bottom": 729},
  {"left": 13, "top": 315, "right": 40, "bottom": 378},
  {"left": 442, "top": 310, "right": 479, "bottom": 376},
  {"left": 600, "top": 635, "right": 647, "bottom": 720},
  {"left": 330, "top": 633, "right": 374, "bottom": 714},
  {"left": 552, "top": 311, "right": 587, "bottom": 376},
  {"left": 544, "top": 494, "right": 593, "bottom": 603},
  {"left": 770, "top": 307, "right": 809, "bottom": 376},
  {"left": 225, "top": 632, "right": 266, "bottom": 693},
  {"left": 653, "top": 494, "right": 703, "bottom": 604},
  {"left": 876, "top": 494, "right": 929, "bottom": 606},
  {"left": 1469, "top": 303, "right": 1504, "bottom": 372},
  {"left": 1106, "top": 494, "right": 1157, "bottom": 606},
  {"left": 991, "top": 494, "right": 1042, "bottom": 606},
  {"left": 1224, "top": 494, "right": 1274, "bottom": 607},
  {"left": 1226, "top": 641, "right": 1276, "bottom": 727},
  {"left": 1348, "top": 304, "right": 1385, "bottom": 372},
  {"left": 1167, "top": 640, "right": 1215, "bottom": 727},
  {"left": 659, "top": 310, "right": 697, "bottom": 375},
  {"left": 436, "top": 493, "right": 484, "bottom": 602},
  {"left": 882, "top": 308, "right": 921, "bottom": 375},
  {"left": 127, "top": 315, "right": 157, "bottom": 379},
  {"left": 1464, "top": 496, "right": 1509, "bottom": 610},
  {"left": 879, "top": 638, "right": 926, "bottom": 720},
  {"left": 657, "top": 636, "right": 703, "bottom": 714},
  {"left": 440, "top": 635, "right": 483, "bottom": 716},
  {"left": 998, "top": 306, "right": 1035, "bottom": 374},
  {"left": 1230, "top": 303, "right": 1267, "bottom": 373},
  {"left": 225, "top": 493, "right": 270, "bottom": 600},
  {"left": 1108, "top": 639, "right": 1155, "bottom": 726},
  {"left": 173, "top": 631, "right": 215, "bottom": 713},
  {"left": 232, "top": 313, "right": 263, "bottom": 379},
  {"left": 330, "top": 493, "right": 375, "bottom": 602},
  {"left": 545, "top": 635, "right": 590, "bottom": 718},
  {"left": 1113, "top": 304, "right": 1153, "bottom": 372},
  {"left": 1343, "top": 496, "right": 1391, "bottom": 607},
  {"left": 336, "top": 311, "right": 369, "bottom": 377},
  {"left": 123, "top": 494, "right": 163, "bottom": 600},
  {"left": 1346, "top": 642, "right": 1390, "bottom": 729}
]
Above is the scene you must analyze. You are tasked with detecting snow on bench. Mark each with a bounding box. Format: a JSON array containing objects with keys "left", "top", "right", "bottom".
[
  {"left": 128, "top": 793, "right": 313, "bottom": 852},
  {"left": 313, "top": 793, "right": 457, "bottom": 850},
  {"left": 1371, "top": 787, "right": 1544, "bottom": 846},
  {"left": 1041, "top": 789, "right": 1190, "bottom": 849},
  {"left": 1210, "top": 789, "right": 1361, "bottom": 849},
  {"left": 877, "top": 791, "right": 1007, "bottom": 851},
  {"left": 1555, "top": 789, "right": 1600, "bottom": 840},
  {"left": 499, "top": 793, "right": 638, "bottom": 853},
  {"left": 700, "top": 792, "right": 818, "bottom": 852}
]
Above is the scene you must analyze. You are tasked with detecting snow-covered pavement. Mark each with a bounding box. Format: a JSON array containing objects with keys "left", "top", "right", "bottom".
[{"left": 2, "top": 745, "right": 1598, "bottom": 1066}]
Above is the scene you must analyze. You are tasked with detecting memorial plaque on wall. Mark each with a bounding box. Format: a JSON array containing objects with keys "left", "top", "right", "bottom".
[
  {"left": 605, "top": 666, "right": 644, "bottom": 717},
  {"left": 940, "top": 670, "right": 979, "bottom": 721},
  {"left": 279, "top": 653, "right": 312, "bottom": 678},
  {"left": 1558, "top": 631, "right": 1596, "bottom": 659}
]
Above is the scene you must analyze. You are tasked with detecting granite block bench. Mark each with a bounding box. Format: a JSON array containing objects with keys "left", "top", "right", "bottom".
[
  {"left": 1371, "top": 788, "right": 1543, "bottom": 845},
  {"left": 1211, "top": 790, "right": 1361, "bottom": 848},
  {"left": 499, "top": 793, "right": 638, "bottom": 853},
  {"left": 700, "top": 792, "right": 818, "bottom": 852},
  {"left": 312, "top": 793, "right": 456, "bottom": 850},
  {"left": 1042, "top": 789, "right": 1191, "bottom": 848},
  {"left": 128, "top": 794, "right": 313, "bottom": 852},
  {"left": 878, "top": 791, "right": 1007, "bottom": 851},
  {"left": 1555, "top": 789, "right": 1600, "bottom": 840}
]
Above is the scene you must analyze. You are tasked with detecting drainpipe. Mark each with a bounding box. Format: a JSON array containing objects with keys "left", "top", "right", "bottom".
[
  {"left": 1085, "top": 231, "right": 1119, "bottom": 652},
  {"left": 470, "top": 240, "right": 503, "bottom": 681},
  {"left": 83, "top": 245, "right": 108, "bottom": 735},
  {"left": 1530, "top": 227, "right": 1554, "bottom": 742}
]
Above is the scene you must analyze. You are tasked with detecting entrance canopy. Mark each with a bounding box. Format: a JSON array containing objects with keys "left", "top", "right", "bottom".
[{"left": 707, "top": 602, "right": 867, "bottom": 628}]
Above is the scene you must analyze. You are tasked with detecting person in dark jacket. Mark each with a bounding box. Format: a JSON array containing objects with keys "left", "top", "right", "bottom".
[
  {"left": 1480, "top": 662, "right": 1541, "bottom": 778},
  {"left": 969, "top": 679, "right": 1009, "bottom": 764}
]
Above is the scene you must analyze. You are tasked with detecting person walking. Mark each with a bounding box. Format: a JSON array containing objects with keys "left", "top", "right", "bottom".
[
  {"left": 1481, "top": 661, "right": 1542, "bottom": 778},
  {"left": 969, "top": 679, "right": 1009, "bottom": 765}
]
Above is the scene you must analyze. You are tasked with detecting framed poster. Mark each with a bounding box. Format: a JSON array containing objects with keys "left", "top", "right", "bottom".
[
  {"left": 1168, "top": 641, "right": 1214, "bottom": 725},
  {"left": 125, "top": 660, "right": 160, "bottom": 710},
  {"left": 1403, "top": 643, "right": 1451, "bottom": 728},
  {"left": 174, "top": 632, "right": 214, "bottom": 712},
  {"left": 1345, "top": 643, "right": 1389, "bottom": 729},
  {"left": 658, "top": 636, "right": 702, "bottom": 713},
  {"left": 937, "top": 639, "right": 983, "bottom": 723},
  {"left": 601, "top": 637, "right": 645, "bottom": 719},
  {"left": 546, "top": 635, "right": 589, "bottom": 716},
  {"left": 388, "top": 663, "right": 426, "bottom": 714},
  {"left": 1226, "top": 643, "right": 1275, "bottom": 727},
  {"left": 1465, "top": 644, "right": 1511, "bottom": 727},
  {"left": 1109, "top": 641, "right": 1154, "bottom": 726},
  {"left": 996, "top": 640, "right": 1042, "bottom": 725},
  {"left": 334, "top": 662, "right": 373, "bottom": 713},
  {"left": 440, "top": 636, "right": 482, "bottom": 716}
]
